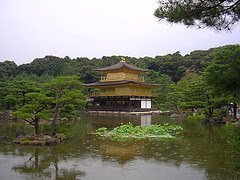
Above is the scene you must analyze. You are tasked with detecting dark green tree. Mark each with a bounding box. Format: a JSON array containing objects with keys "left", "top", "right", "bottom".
[
  {"left": 0, "top": 82, "right": 9, "bottom": 108},
  {"left": 154, "top": 0, "right": 240, "bottom": 30},
  {"left": 166, "top": 70, "right": 202, "bottom": 113},
  {"left": 157, "top": 52, "right": 186, "bottom": 82},
  {"left": 204, "top": 44, "right": 240, "bottom": 118},
  {"left": 0, "top": 61, "right": 17, "bottom": 81},
  {"left": 180, "top": 78, "right": 216, "bottom": 118},
  {"left": 3, "top": 81, "right": 39, "bottom": 110},
  {"left": 78, "top": 66, "right": 100, "bottom": 84},
  {"left": 43, "top": 76, "right": 86, "bottom": 136},
  {"left": 144, "top": 71, "right": 173, "bottom": 109},
  {"left": 13, "top": 93, "right": 53, "bottom": 134},
  {"left": 12, "top": 76, "right": 86, "bottom": 135}
]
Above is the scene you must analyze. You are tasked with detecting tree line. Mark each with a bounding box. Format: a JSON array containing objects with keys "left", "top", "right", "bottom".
[
  {"left": 0, "top": 47, "right": 217, "bottom": 83},
  {"left": 0, "top": 44, "right": 239, "bottom": 134}
]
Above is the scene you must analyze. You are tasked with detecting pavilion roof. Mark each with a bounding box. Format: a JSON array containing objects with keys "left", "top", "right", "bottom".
[
  {"left": 83, "top": 80, "right": 162, "bottom": 87},
  {"left": 96, "top": 62, "right": 149, "bottom": 72}
]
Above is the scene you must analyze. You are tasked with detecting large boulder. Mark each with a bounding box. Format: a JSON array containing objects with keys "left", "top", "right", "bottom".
[
  {"left": 201, "top": 118, "right": 210, "bottom": 124},
  {"left": 43, "top": 135, "right": 60, "bottom": 145},
  {"left": 170, "top": 113, "right": 186, "bottom": 118},
  {"left": 15, "top": 130, "right": 26, "bottom": 138},
  {"left": 211, "top": 117, "right": 225, "bottom": 124},
  {"left": 201, "top": 117, "right": 226, "bottom": 125}
]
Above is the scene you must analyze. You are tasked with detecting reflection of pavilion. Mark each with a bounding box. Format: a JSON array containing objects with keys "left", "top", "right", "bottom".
[
  {"left": 89, "top": 115, "right": 152, "bottom": 165},
  {"left": 100, "top": 140, "right": 144, "bottom": 165},
  {"left": 141, "top": 115, "right": 152, "bottom": 127}
]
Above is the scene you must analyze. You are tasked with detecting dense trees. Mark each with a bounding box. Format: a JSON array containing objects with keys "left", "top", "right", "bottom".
[
  {"left": 164, "top": 44, "right": 240, "bottom": 119},
  {"left": 0, "top": 47, "right": 216, "bottom": 84},
  {"left": 13, "top": 93, "right": 53, "bottom": 134},
  {"left": 154, "top": 0, "right": 240, "bottom": 31},
  {"left": 43, "top": 76, "right": 86, "bottom": 136},
  {"left": 204, "top": 44, "right": 240, "bottom": 118},
  {"left": 13, "top": 76, "right": 87, "bottom": 135},
  {"left": 0, "top": 61, "right": 17, "bottom": 81},
  {"left": 0, "top": 81, "right": 39, "bottom": 110},
  {"left": 0, "top": 44, "right": 239, "bottom": 121}
]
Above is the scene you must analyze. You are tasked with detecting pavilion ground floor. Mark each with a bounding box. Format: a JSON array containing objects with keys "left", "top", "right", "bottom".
[{"left": 86, "top": 96, "right": 156, "bottom": 112}]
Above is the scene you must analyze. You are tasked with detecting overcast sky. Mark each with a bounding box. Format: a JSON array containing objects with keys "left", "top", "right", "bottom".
[{"left": 1, "top": 0, "right": 240, "bottom": 65}]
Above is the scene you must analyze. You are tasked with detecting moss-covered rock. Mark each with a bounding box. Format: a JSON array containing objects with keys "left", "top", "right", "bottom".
[{"left": 13, "top": 134, "right": 66, "bottom": 145}]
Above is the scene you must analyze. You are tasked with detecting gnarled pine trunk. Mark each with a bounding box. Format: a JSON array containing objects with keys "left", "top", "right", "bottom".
[{"left": 49, "top": 104, "right": 59, "bottom": 136}]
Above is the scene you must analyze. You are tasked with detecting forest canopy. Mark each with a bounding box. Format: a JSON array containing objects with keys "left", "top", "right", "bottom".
[
  {"left": 0, "top": 44, "right": 239, "bottom": 119},
  {"left": 0, "top": 47, "right": 218, "bottom": 84}
]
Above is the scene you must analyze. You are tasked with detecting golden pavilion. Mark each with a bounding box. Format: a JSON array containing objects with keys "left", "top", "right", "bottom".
[{"left": 83, "top": 58, "right": 162, "bottom": 111}]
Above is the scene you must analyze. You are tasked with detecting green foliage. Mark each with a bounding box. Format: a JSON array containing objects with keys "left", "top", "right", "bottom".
[
  {"left": 0, "top": 47, "right": 218, "bottom": 85},
  {"left": 13, "top": 72, "right": 54, "bottom": 83},
  {"left": 10, "top": 76, "right": 87, "bottom": 135},
  {"left": 154, "top": 0, "right": 240, "bottom": 31},
  {"left": 204, "top": 44, "right": 240, "bottom": 118},
  {"left": 156, "top": 51, "right": 187, "bottom": 82},
  {"left": 17, "top": 55, "right": 71, "bottom": 77},
  {"left": 167, "top": 65, "right": 235, "bottom": 118},
  {"left": 12, "top": 92, "right": 53, "bottom": 134},
  {"left": 179, "top": 77, "right": 216, "bottom": 117},
  {"left": 59, "top": 104, "right": 75, "bottom": 118},
  {"left": 42, "top": 75, "right": 87, "bottom": 135},
  {"left": 1, "top": 80, "right": 40, "bottom": 110},
  {"left": 94, "top": 123, "right": 183, "bottom": 141},
  {"left": 205, "top": 44, "right": 240, "bottom": 94},
  {"left": 0, "top": 45, "right": 238, "bottom": 114},
  {"left": 144, "top": 71, "right": 173, "bottom": 109},
  {"left": 45, "top": 121, "right": 75, "bottom": 138},
  {"left": 217, "top": 108, "right": 229, "bottom": 117},
  {"left": 187, "top": 115, "right": 205, "bottom": 121},
  {"left": 0, "top": 61, "right": 17, "bottom": 81},
  {"left": 165, "top": 70, "right": 202, "bottom": 112},
  {"left": 43, "top": 76, "right": 87, "bottom": 109}
]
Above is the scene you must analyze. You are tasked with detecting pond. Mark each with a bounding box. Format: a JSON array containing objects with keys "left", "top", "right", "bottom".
[{"left": 0, "top": 114, "right": 239, "bottom": 180}]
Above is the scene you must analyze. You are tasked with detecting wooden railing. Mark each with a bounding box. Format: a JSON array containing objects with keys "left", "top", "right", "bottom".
[
  {"left": 100, "top": 76, "right": 144, "bottom": 82},
  {"left": 89, "top": 92, "right": 158, "bottom": 97}
]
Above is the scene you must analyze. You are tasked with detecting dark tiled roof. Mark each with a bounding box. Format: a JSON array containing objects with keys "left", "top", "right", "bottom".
[
  {"left": 96, "top": 62, "right": 148, "bottom": 72},
  {"left": 83, "top": 81, "right": 162, "bottom": 87}
]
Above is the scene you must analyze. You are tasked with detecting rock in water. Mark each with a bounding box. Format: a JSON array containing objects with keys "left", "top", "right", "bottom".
[
  {"left": 1, "top": 136, "right": 7, "bottom": 141},
  {"left": 13, "top": 134, "right": 66, "bottom": 145},
  {"left": 201, "top": 118, "right": 210, "bottom": 124},
  {"left": 15, "top": 130, "right": 25, "bottom": 138}
]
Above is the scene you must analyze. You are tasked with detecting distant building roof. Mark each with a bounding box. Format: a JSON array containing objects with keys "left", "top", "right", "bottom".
[
  {"left": 96, "top": 62, "right": 149, "bottom": 72},
  {"left": 83, "top": 81, "right": 162, "bottom": 87}
]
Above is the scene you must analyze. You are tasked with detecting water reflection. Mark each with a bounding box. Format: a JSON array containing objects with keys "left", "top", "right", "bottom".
[
  {"left": 0, "top": 114, "right": 239, "bottom": 179},
  {"left": 100, "top": 140, "right": 143, "bottom": 165},
  {"left": 11, "top": 146, "right": 86, "bottom": 180},
  {"left": 88, "top": 114, "right": 153, "bottom": 130},
  {"left": 141, "top": 115, "right": 151, "bottom": 127}
]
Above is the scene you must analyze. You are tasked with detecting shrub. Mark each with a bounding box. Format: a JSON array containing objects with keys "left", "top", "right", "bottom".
[
  {"left": 93, "top": 123, "right": 183, "bottom": 141},
  {"left": 187, "top": 115, "right": 205, "bottom": 121}
]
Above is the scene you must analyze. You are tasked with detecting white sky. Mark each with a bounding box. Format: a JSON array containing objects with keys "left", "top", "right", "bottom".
[{"left": 1, "top": 0, "right": 240, "bottom": 65}]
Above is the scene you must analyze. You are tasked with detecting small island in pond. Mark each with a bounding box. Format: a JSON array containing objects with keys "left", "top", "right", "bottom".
[{"left": 92, "top": 123, "right": 183, "bottom": 141}]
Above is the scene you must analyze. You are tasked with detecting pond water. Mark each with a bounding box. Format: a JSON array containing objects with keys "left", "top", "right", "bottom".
[{"left": 0, "top": 114, "right": 239, "bottom": 180}]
